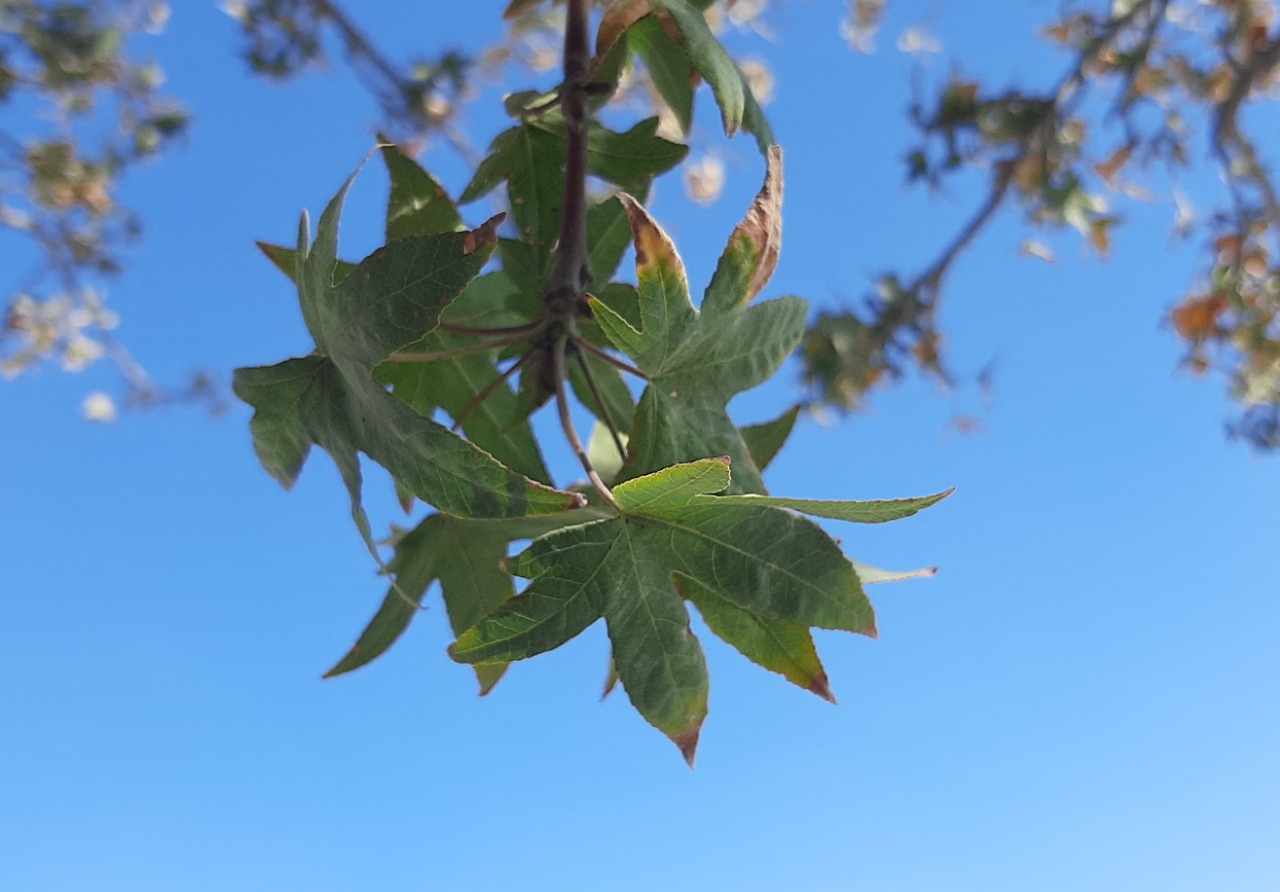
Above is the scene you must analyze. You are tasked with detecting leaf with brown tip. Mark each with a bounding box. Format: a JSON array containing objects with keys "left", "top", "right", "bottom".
[
  {"left": 704, "top": 144, "right": 783, "bottom": 315},
  {"left": 676, "top": 574, "right": 836, "bottom": 703}
]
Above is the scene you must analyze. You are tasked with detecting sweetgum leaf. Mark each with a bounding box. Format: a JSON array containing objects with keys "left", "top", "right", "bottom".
[
  {"left": 628, "top": 15, "right": 695, "bottom": 134},
  {"left": 452, "top": 458, "right": 881, "bottom": 761},
  {"left": 235, "top": 167, "right": 579, "bottom": 556},
  {"left": 675, "top": 573, "right": 834, "bottom": 703},
  {"left": 598, "top": 0, "right": 770, "bottom": 148},
  {"left": 376, "top": 271, "right": 551, "bottom": 483},
  {"left": 740, "top": 404, "right": 801, "bottom": 472},
  {"left": 591, "top": 148, "right": 802, "bottom": 493},
  {"left": 326, "top": 509, "right": 601, "bottom": 691},
  {"left": 597, "top": 0, "right": 653, "bottom": 57},
  {"left": 460, "top": 117, "right": 685, "bottom": 268},
  {"left": 706, "top": 488, "right": 954, "bottom": 523},
  {"left": 651, "top": 0, "right": 773, "bottom": 151},
  {"left": 381, "top": 143, "right": 463, "bottom": 240}
]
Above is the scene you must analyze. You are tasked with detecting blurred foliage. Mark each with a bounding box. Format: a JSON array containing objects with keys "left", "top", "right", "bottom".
[
  {"left": 7, "top": 0, "right": 1280, "bottom": 447},
  {"left": 812, "top": 0, "right": 1280, "bottom": 450},
  {"left": 0, "top": 1, "right": 193, "bottom": 410}
]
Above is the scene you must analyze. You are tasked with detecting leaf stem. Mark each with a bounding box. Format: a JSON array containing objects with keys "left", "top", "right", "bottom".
[
  {"left": 554, "top": 335, "right": 618, "bottom": 509},
  {"left": 450, "top": 348, "right": 536, "bottom": 433},
  {"left": 575, "top": 350, "right": 628, "bottom": 462},
  {"left": 568, "top": 331, "right": 647, "bottom": 380}
]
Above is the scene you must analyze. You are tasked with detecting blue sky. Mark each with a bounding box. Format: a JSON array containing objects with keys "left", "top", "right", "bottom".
[{"left": 3, "top": 2, "right": 1278, "bottom": 890}]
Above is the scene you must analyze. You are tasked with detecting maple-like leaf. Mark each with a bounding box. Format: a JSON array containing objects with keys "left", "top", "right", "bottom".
[
  {"left": 234, "top": 166, "right": 580, "bottom": 556},
  {"left": 460, "top": 115, "right": 687, "bottom": 300},
  {"left": 448, "top": 457, "right": 945, "bottom": 763},
  {"left": 591, "top": 145, "right": 797, "bottom": 493},
  {"left": 326, "top": 508, "right": 604, "bottom": 692},
  {"left": 597, "top": 0, "right": 773, "bottom": 150}
]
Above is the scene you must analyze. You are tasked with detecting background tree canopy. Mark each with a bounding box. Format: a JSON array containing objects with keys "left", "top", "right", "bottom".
[{"left": 7, "top": 0, "right": 1280, "bottom": 445}]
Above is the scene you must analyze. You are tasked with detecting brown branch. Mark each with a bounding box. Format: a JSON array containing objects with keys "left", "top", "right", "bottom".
[{"left": 543, "top": 0, "right": 592, "bottom": 318}]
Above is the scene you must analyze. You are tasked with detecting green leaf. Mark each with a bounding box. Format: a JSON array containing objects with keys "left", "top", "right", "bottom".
[
  {"left": 587, "top": 421, "right": 629, "bottom": 483},
  {"left": 326, "top": 510, "right": 600, "bottom": 691},
  {"left": 587, "top": 194, "right": 643, "bottom": 285},
  {"left": 703, "top": 145, "right": 783, "bottom": 315},
  {"left": 235, "top": 168, "right": 580, "bottom": 556},
  {"left": 651, "top": 0, "right": 773, "bottom": 151},
  {"left": 453, "top": 458, "right": 876, "bottom": 762},
  {"left": 381, "top": 143, "right": 463, "bottom": 240},
  {"left": 740, "top": 404, "right": 801, "bottom": 472},
  {"left": 612, "top": 453, "right": 729, "bottom": 511},
  {"left": 449, "top": 518, "right": 616, "bottom": 665},
  {"left": 586, "top": 117, "right": 688, "bottom": 192},
  {"left": 675, "top": 573, "right": 834, "bottom": 702},
  {"left": 460, "top": 123, "right": 564, "bottom": 269},
  {"left": 629, "top": 15, "right": 695, "bottom": 134},
  {"left": 460, "top": 118, "right": 686, "bottom": 286},
  {"left": 705, "top": 488, "right": 954, "bottom": 523},
  {"left": 591, "top": 150, "right": 803, "bottom": 494},
  {"left": 256, "top": 241, "right": 356, "bottom": 284},
  {"left": 376, "top": 271, "right": 551, "bottom": 483}
]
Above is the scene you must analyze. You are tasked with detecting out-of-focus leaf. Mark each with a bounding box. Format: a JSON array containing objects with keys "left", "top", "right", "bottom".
[
  {"left": 652, "top": 0, "right": 774, "bottom": 151},
  {"left": 629, "top": 15, "right": 695, "bottom": 134}
]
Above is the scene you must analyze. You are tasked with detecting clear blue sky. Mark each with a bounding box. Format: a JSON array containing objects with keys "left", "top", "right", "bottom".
[{"left": 4, "top": 3, "right": 1278, "bottom": 890}]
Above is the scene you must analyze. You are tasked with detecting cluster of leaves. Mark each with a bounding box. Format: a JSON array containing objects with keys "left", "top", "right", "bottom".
[
  {"left": 804, "top": 0, "right": 1280, "bottom": 448},
  {"left": 0, "top": 0, "right": 187, "bottom": 400},
  {"left": 236, "top": 0, "right": 945, "bottom": 762}
]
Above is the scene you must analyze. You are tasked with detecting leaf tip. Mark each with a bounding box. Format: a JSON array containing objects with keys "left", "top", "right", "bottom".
[
  {"left": 862, "top": 619, "right": 880, "bottom": 640},
  {"left": 673, "top": 726, "right": 702, "bottom": 768},
  {"left": 808, "top": 671, "right": 837, "bottom": 704},
  {"left": 476, "top": 667, "right": 505, "bottom": 697},
  {"left": 600, "top": 665, "right": 619, "bottom": 701},
  {"left": 462, "top": 213, "right": 505, "bottom": 255}
]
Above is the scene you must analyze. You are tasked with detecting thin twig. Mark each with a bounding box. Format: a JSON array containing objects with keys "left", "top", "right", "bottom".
[
  {"left": 575, "top": 349, "right": 627, "bottom": 462},
  {"left": 569, "top": 331, "right": 646, "bottom": 380},
  {"left": 451, "top": 348, "right": 535, "bottom": 433},
  {"left": 554, "top": 335, "right": 618, "bottom": 509}
]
